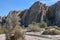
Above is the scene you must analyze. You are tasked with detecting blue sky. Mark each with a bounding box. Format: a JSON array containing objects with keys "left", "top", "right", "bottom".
[{"left": 0, "top": 0, "right": 59, "bottom": 17}]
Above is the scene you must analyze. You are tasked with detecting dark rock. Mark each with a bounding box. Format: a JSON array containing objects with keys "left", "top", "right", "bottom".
[
  {"left": 19, "top": 1, "right": 48, "bottom": 27},
  {"left": 46, "top": 1, "right": 60, "bottom": 26}
]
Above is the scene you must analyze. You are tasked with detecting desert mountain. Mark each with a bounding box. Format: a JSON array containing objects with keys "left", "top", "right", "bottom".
[
  {"left": 1, "top": 1, "right": 60, "bottom": 27},
  {"left": 18, "top": 1, "right": 48, "bottom": 27},
  {"left": 46, "top": 1, "right": 60, "bottom": 26}
]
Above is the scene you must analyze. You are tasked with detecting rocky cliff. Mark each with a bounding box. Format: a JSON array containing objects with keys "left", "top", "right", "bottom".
[
  {"left": 46, "top": 1, "right": 60, "bottom": 26},
  {"left": 19, "top": 1, "right": 48, "bottom": 27},
  {"left": 1, "top": 1, "right": 60, "bottom": 27}
]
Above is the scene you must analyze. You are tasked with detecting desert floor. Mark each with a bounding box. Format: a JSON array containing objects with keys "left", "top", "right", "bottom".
[{"left": 0, "top": 32, "right": 60, "bottom": 40}]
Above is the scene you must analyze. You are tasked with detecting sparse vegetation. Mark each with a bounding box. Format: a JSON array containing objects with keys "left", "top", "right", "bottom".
[
  {"left": 0, "top": 26, "right": 4, "bottom": 34},
  {"left": 28, "top": 22, "right": 41, "bottom": 32},
  {"left": 28, "top": 22, "right": 48, "bottom": 32},
  {"left": 10, "top": 26, "right": 25, "bottom": 40},
  {"left": 48, "top": 26, "right": 60, "bottom": 31},
  {"left": 6, "top": 26, "right": 25, "bottom": 40},
  {"left": 38, "top": 22, "right": 47, "bottom": 28},
  {"left": 42, "top": 28, "right": 60, "bottom": 35},
  {"left": 56, "top": 27, "right": 60, "bottom": 30},
  {"left": 5, "top": 13, "right": 25, "bottom": 40},
  {"left": 52, "top": 26, "right": 60, "bottom": 31}
]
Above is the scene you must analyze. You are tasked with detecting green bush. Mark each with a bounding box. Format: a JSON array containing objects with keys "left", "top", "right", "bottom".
[
  {"left": 42, "top": 29, "right": 60, "bottom": 35},
  {"left": 49, "top": 26, "right": 60, "bottom": 31},
  {"left": 42, "top": 26, "right": 60, "bottom": 35},
  {"left": 28, "top": 22, "right": 48, "bottom": 32},
  {"left": 56, "top": 28, "right": 60, "bottom": 30},
  {"left": 45, "top": 26, "right": 54, "bottom": 30},
  {"left": 14, "top": 27, "right": 25, "bottom": 40},
  {"left": 38, "top": 22, "right": 47, "bottom": 28},
  {"left": 28, "top": 22, "right": 41, "bottom": 32},
  {"left": 52, "top": 26, "right": 60, "bottom": 31},
  {"left": 42, "top": 30, "right": 51, "bottom": 35},
  {"left": 6, "top": 26, "right": 25, "bottom": 40}
]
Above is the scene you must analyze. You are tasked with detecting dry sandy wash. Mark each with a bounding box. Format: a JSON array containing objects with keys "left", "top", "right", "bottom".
[{"left": 0, "top": 33, "right": 60, "bottom": 40}]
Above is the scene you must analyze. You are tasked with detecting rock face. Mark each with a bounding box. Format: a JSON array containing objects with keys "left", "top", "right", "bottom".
[
  {"left": 19, "top": 1, "right": 48, "bottom": 27},
  {"left": 0, "top": 16, "right": 6, "bottom": 26},
  {"left": 1, "top": 1, "right": 60, "bottom": 27},
  {"left": 0, "top": 16, "right": 2, "bottom": 25},
  {"left": 46, "top": 1, "right": 60, "bottom": 26}
]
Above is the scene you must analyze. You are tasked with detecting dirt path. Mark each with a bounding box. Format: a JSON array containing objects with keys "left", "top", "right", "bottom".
[
  {"left": 25, "top": 35, "right": 52, "bottom": 40},
  {"left": 25, "top": 32, "right": 60, "bottom": 40},
  {"left": 0, "top": 34, "right": 6, "bottom": 40},
  {"left": 0, "top": 33, "right": 60, "bottom": 40}
]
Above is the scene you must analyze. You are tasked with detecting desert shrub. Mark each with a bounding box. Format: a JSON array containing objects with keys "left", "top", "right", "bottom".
[
  {"left": 56, "top": 28, "right": 60, "bottom": 30},
  {"left": 7, "top": 12, "right": 19, "bottom": 28},
  {"left": 52, "top": 26, "right": 60, "bottom": 31},
  {"left": 14, "top": 27, "right": 25, "bottom": 40},
  {"left": 45, "top": 27, "right": 50, "bottom": 30},
  {"left": 42, "top": 29, "right": 60, "bottom": 35},
  {"left": 28, "top": 22, "right": 41, "bottom": 32},
  {"left": 11, "top": 16, "right": 19, "bottom": 28},
  {"left": 48, "top": 26, "right": 60, "bottom": 31},
  {"left": 0, "top": 26, "right": 4, "bottom": 34},
  {"left": 45, "top": 26, "right": 54, "bottom": 30},
  {"left": 6, "top": 16, "right": 25, "bottom": 40},
  {"left": 42, "top": 30, "right": 50, "bottom": 35},
  {"left": 7, "top": 26, "right": 25, "bottom": 40},
  {"left": 38, "top": 22, "right": 47, "bottom": 28}
]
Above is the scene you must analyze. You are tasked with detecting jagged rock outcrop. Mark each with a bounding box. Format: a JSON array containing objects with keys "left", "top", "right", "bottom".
[
  {"left": 46, "top": 1, "right": 60, "bottom": 26},
  {"left": 4, "top": 1, "right": 48, "bottom": 27},
  {"left": 19, "top": 1, "right": 48, "bottom": 27}
]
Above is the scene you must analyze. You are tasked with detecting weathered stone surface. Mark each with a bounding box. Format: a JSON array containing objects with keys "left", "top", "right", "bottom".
[
  {"left": 19, "top": 1, "right": 48, "bottom": 27},
  {"left": 46, "top": 1, "right": 60, "bottom": 26},
  {"left": 1, "top": 1, "right": 60, "bottom": 27}
]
